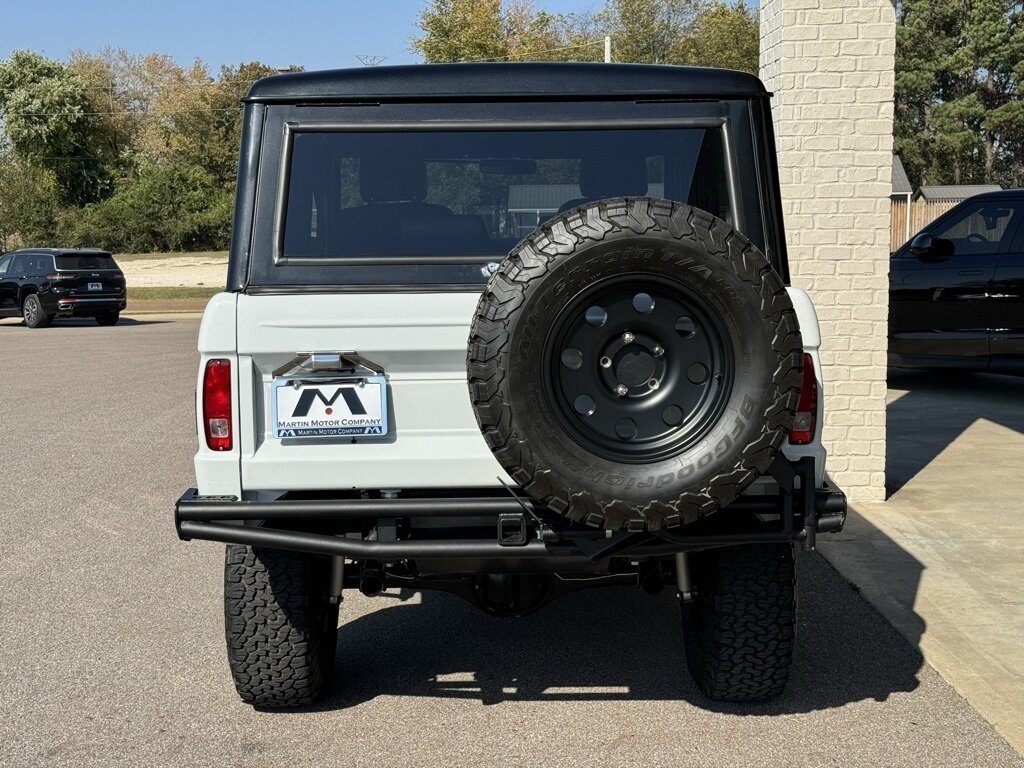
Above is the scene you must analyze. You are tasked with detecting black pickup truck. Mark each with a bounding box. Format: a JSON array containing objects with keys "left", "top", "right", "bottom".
[{"left": 890, "top": 189, "right": 1024, "bottom": 374}]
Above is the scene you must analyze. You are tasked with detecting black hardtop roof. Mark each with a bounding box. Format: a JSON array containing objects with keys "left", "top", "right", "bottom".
[{"left": 245, "top": 62, "right": 768, "bottom": 103}]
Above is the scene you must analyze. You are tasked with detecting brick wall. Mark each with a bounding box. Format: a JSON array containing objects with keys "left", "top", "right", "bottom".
[{"left": 759, "top": 0, "right": 895, "bottom": 501}]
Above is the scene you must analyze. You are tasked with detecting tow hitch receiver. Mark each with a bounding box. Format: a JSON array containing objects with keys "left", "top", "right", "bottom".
[{"left": 497, "top": 512, "right": 528, "bottom": 546}]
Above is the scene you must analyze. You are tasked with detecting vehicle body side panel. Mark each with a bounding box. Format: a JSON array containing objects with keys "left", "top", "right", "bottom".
[
  {"left": 194, "top": 293, "right": 242, "bottom": 497},
  {"left": 989, "top": 200, "right": 1024, "bottom": 372},
  {"left": 781, "top": 287, "right": 826, "bottom": 487}
]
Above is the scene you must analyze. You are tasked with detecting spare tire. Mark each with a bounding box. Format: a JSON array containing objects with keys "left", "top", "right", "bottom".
[{"left": 467, "top": 198, "right": 803, "bottom": 531}]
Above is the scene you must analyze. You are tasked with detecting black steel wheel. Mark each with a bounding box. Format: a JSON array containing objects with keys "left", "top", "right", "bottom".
[
  {"left": 468, "top": 198, "right": 803, "bottom": 531},
  {"left": 544, "top": 274, "right": 734, "bottom": 464}
]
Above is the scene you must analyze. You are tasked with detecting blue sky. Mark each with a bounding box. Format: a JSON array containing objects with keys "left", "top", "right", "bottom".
[{"left": 4, "top": 0, "right": 602, "bottom": 71}]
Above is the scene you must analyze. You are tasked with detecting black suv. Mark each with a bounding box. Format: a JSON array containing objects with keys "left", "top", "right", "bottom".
[
  {"left": 0, "top": 248, "right": 126, "bottom": 328},
  {"left": 890, "top": 189, "right": 1024, "bottom": 374}
]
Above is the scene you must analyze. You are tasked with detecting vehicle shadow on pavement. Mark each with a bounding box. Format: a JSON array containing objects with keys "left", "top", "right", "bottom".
[
  {"left": 886, "top": 368, "right": 1024, "bottom": 496},
  {"left": 0, "top": 317, "right": 171, "bottom": 329},
  {"left": 307, "top": 552, "right": 922, "bottom": 714}
]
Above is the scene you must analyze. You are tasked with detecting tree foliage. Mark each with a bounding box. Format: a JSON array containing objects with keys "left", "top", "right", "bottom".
[
  {"left": 412, "top": 0, "right": 512, "bottom": 62},
  {"left": 412, "top": 0, "right": 759, "bottom": 72},
  {"left": 0, "top": 50, "right": 107, "bottom": 205},
  {"left": 895, "top": 0, "right": 1024, "bottom": 187},
  {"left": 675, "top": 2, "right": 759, "bottom": 73},
  {"left": 0, "top": 49, "right": 284, "bottom": 252},
  {"left": 600, "top": 0, "right": 698, "bottom": 64}
]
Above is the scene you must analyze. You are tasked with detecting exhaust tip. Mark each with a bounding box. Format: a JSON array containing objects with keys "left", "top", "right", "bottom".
[
  {"left": 638, "top": 564, "right": 664, "bottom": 595},
  {"left": 358, "top": 566, "right": 384, "bottom": 597}
]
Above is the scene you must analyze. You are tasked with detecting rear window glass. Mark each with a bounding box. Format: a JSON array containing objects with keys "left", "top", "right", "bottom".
[
  {"left": 55, "top": 254, "right": 118, "bottom": 270},
  {"left": 281, "top": 128, "right": 730, "bottom": 262}
]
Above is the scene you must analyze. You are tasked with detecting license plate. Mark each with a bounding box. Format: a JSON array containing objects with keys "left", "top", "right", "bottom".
[
  {"left": 271, "top": 376, "right": 388, "bottom": 438},
  {"left": 88, "top": 282, "right": 102, "bottom": 291}
]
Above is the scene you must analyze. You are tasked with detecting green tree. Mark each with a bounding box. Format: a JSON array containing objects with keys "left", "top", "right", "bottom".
[
  {"left": 412, "top": 0, "right": 510, "bottom": 62},
  {"left": 410, "top": 0, "right": 759, "bottom": 68},
  {"left": 600, "top": 0, "right": 696, "bottom": 64},
  {"left": 674, "top": 1, "right": 758, "bottom": 73},
  {"left": 66, "top": 159, "right": 232, "bottom": 252},
  {"left": 0, "top": 149, "right": 61, "bottom": 249},
  {"left": 895, "top": 0, "right": 1024, "bottom": 188},
  {"left": 0, "top": 50, "right": 107, "bottom": 204},
  {"left": 168, "top": 61, "right": 280, "bottom": 184}
]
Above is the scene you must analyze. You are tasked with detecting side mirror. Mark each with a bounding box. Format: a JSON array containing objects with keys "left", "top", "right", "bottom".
[{"left": 909, "top": 232, "right": 934, "bottom": 257}]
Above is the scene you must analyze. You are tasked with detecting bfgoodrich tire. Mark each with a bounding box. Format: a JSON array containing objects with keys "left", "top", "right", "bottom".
[
  {"left": 681, "top": 543, "right": 797, "bottom": 701},
  {"left": 467, "top": 197, "right": 803, "bottom": 531},
  {"left": 224, "top": 545, "right": 339, "bottom": 708}
]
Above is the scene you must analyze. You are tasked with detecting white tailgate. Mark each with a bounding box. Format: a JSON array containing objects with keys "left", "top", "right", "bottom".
[{"left": 235, "top": 292, "right": 511, "bottom": 494}]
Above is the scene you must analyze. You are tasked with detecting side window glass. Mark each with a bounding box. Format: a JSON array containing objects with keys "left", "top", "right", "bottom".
[
  {"left": 0, "top": 255, "right": 11, "bottom": 275},
  {"left": 11, "top": 255, "right": 26, "bottom": 274},
  {"left": 1008, "top": 203, "right": 1024, "bottom": 251},
  {"left": 932, "top": 202, "right": 1018, "bottom": 256}
]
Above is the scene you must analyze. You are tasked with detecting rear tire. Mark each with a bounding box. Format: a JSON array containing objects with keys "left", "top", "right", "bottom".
[
  {"left": 224, "top": 545, "right": 339, "bottom": 708},
  {"left": 22, "top": 294, "right": 50, "bottom": 328},
  {"left": 681, "top": 543, "right": 796, "bottom": 701},
  {"left": 95, "top": 312, "right": 119, "bottom": 326}
]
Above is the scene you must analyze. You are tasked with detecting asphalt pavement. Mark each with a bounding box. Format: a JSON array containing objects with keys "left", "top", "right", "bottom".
[{"left": 0, "top": 315, "right": 1020, "bottom": 767}]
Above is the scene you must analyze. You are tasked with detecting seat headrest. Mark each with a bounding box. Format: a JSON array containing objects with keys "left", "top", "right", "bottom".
[
  {"left": 360, "top": 155, "right": 428, "bottom": 203},
  {"left": 579, "top": 155, "right": 649, "bottom": 199}
]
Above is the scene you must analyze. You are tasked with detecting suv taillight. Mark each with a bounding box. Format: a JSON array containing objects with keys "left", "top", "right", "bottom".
[
  {"left": 789, "top": 353, "right": 818, "bottom": 445},
  {"left": 203, "top": 359, "right": 232, "bottom": 451}
]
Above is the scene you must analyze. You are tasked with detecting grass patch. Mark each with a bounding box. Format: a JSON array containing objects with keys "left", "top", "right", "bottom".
[
  {"left": 116, "top": 250, "right": 228, "bottom": 262},
  {"left": 130, "top": 287, "right": 221, "bottom": 301}
]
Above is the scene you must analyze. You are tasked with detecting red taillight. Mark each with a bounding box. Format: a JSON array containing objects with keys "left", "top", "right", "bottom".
[
  {"left": 789, "top": 353, "right": 818, "bottom": 445},
  {"left": 202, "top": 359, "right": 232, "bottom": 451},
  {"left": 46, "top": 273, "right": 65, "bottom": 280}
]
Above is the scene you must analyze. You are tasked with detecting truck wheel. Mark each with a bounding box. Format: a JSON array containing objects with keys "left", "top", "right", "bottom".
[
  {"left": 224, "top": 545, "right": 339, "bottom": 708},
  {"left": 681, "top": 543, "right": 796, "bottom": 701},
  {"left": 22, "top": 294, "right": 50, "bottom": 328},
  {"left": 468, "top": 197, "right": 803, "bottom": 531}
]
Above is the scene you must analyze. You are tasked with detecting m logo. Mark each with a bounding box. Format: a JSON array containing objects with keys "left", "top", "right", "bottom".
[{"left": 290, "top": 387, "right": 368, "bottom": 418}]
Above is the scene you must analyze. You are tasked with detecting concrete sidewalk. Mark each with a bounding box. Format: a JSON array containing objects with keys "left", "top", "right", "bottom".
[{"left": 820, "top": 369, "right": 1024, "bottom": 754}]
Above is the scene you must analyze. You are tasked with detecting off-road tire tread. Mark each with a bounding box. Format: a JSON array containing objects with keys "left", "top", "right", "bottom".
[
  {"left": 468, "top": 197, "right": 802, "bottom": 530},
  {"left": 223, "top": 544, "right": 337, "bottom": 708},
  {"left": 682, "top": 543, "right": 796, "bottom": 701}
]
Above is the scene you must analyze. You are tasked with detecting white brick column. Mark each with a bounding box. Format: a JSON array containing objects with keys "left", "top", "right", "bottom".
[{"left": 760, "top": 0, "right": 895, "bottom": 501}]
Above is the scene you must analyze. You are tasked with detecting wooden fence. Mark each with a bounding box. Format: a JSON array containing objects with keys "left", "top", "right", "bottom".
[{"left": 890, "top": 199, "right": 958, "bottom": 251}]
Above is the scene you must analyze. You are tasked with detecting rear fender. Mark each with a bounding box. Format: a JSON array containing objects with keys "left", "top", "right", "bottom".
[
  {"left": 195, "top": 292, "right": 241, "bottom": 497},
  {"left": 782, "top": 287, "right": 827, "bottom": 486}
]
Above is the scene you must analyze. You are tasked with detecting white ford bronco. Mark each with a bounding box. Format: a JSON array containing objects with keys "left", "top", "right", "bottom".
[{"left": 175, "top": 63, "right": 846, "bottom": 708}]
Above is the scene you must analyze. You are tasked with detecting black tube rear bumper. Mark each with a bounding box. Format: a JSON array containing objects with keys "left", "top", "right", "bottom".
[{"left": 175, "top": 469, "right": 846, "bottom": 562}]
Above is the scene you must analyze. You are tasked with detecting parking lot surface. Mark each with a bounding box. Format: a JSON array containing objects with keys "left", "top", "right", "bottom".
[{"left": 0, "top": 316, "right": 1020, "bottom": 767}]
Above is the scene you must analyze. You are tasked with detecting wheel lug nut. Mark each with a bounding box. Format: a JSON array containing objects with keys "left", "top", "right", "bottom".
[
  {"left": 600, "top": 356, "right": 612, "bottom": 369},
  {"left": 653, "top": 345, "right": 664, "bottom": 357},
  {"left": 622, "top": 332, "right": 634, "bottom": 344},
  {"left": 614, "top": 384, "right": 628, "bottom": 397},
  {"left": 649, "top": 378, "right": 660, "bottom": 390}
]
